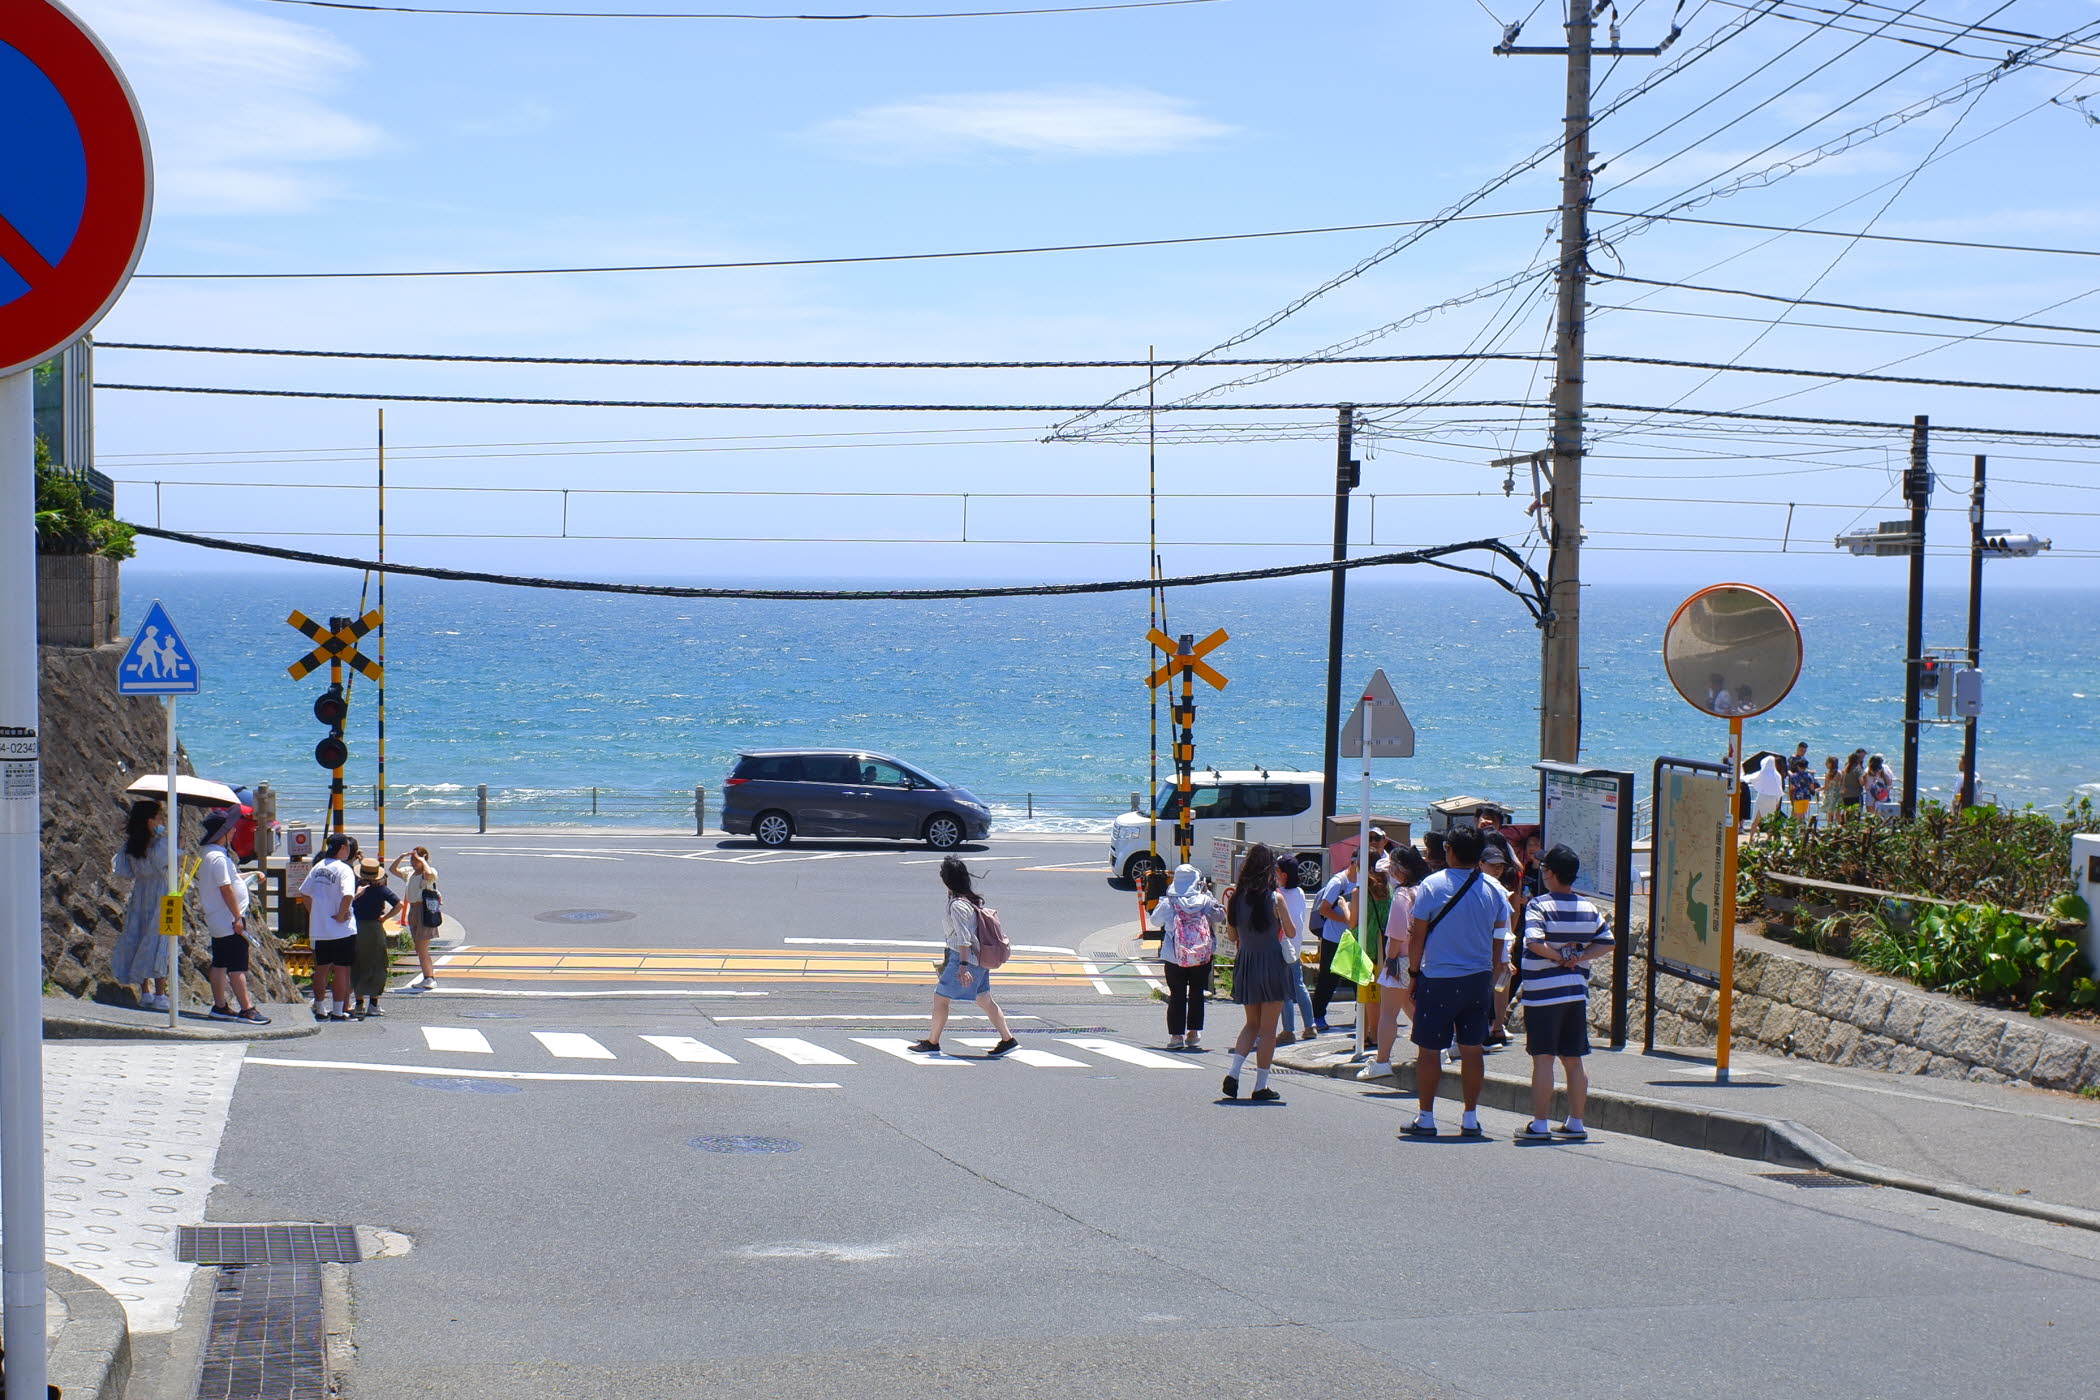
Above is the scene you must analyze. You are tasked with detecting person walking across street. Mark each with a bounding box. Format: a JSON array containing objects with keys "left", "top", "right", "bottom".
[
  {"left": 1274, "top": 854, "right": 1316, "bottom": 1044},
  {"left": 111, "top": 799, "right": 173, "bottom": 1012},
  {"left": 1153, "top": 864, "right": 1220, "bottom": 1050},
  {"left": 298, "top": 833, "right": 359, "bottom": 1022},
  {"left": 1307, "top": 855, "right": 1359, "bottom": 1034},
  {"left": 389, "top": 846, "right": 442, "bottom": 991},
  {"left": 1400, "top": 825, "right": 1509, "bottom": 1140},
  {"left": 909, "top": 856, "right": 1018, "bottom": 1057},
  {"left": 1359, "top": 844, "right": 1430, "bottom": 1081},
  {"left": 350, "top": 859, "right": 400, "bottom": 1018},
  {"left": 199, "top": 811, "right": 268, "bottom": 1024},
  {"left": 1515, "top": 844, "right": 1615, "bottom": 1143},
  {"left": 1220, "top": 843, "right": 1293, "bottom": 1103}
]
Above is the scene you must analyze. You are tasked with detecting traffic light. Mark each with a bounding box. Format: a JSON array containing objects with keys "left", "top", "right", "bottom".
[
  {"left": 313, "top": 683, "right": 348, "bottom": 770},
  {"left": 1918, "top": 657, "right": 1940, "bottom": 700}
]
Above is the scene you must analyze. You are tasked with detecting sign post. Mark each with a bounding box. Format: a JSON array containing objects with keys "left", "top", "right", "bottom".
[
  {"left": 1660, "top": 583, "right": 1803, "bottom": 1082},
  {"left": 1339, "top": 669, "right": 1413, "bottom": 1058},
  {"left": 119, "top": 601, "right": 200, "bottom": 1029},
  {"left": 1, "top": 6, "right": 152, "bottom": 1393},
  {"left": 1533, "top": 761, "right": 1635, "bottom": 1047}
]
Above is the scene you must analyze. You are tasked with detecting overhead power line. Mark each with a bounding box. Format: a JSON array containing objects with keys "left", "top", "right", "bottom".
[
  {"left": 1598, "top": 274, "right": 2100, "bottom": 336},
  {"left": 131, "top": 209, "right": 1554, "bottom": 281},
  {"left": 252, "top": 0, "right": 1226, "bottom": 17}
]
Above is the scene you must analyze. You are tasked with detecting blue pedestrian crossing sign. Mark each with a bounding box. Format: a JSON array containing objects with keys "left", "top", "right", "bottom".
[{"left": 118, "top": 600, "right": 200, "bottom": 696}]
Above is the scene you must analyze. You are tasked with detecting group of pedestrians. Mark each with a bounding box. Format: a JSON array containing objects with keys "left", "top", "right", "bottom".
[
  {"left": 1747, "top": 742, "right": 1899, "bottom": 826},
  {"left": 109, "top": 802, "right": 441, "bottom": 1022}
]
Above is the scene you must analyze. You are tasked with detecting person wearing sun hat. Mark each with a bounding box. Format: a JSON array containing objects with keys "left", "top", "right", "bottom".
[
  {"left": 348, "top": 858, "right": 401, "bottom": 1019},
  {"left": 1151, "top": 863, "right": 1221, "bottom": 1051}
]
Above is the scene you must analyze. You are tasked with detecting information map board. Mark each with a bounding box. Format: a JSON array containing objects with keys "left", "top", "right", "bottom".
[
  {"left": 1646, "top": 757, "right": 1733, "bottom": 1051},
  {"left": 1534, "top": 762, "right": 1635, "bottom": 1049}
]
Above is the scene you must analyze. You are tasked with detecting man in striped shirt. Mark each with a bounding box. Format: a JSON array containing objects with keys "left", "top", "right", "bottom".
[{"left": 1516, "top": 844, "right": 1614, "bottom": 1143}]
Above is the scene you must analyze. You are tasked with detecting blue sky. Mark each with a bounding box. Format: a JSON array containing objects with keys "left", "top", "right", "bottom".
[{"left": 65, "top": 0, "right": 2100, "bottom": 594}]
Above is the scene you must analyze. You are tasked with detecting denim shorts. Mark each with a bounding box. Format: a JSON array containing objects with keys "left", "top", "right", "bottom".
[{"left": 935, "top": 950, "right": 990, "bottom": 1000}]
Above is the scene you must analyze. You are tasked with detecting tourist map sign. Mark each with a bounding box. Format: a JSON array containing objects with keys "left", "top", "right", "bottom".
[
  {"left": 1538, "top": 766, "right": 1622, "bottom": 898},
  {"left": 1652, "top": 766, "right": 1731, "bottom": 979},
  {"left": 0, "top": 1, "right": 154, "bottom": 377}
]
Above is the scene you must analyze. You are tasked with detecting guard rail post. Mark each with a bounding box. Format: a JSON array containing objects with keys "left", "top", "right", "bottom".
[
  {"left": 694, "top": 786, "right": 706, "bottom": 836},
  {"left": 476, "top": 784, "right": 488, "bottom": 834}
]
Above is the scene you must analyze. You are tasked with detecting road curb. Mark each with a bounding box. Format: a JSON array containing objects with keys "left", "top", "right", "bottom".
[
  {"left": 1277, "top": 1044, "right": 2100, "bottom": 1234},
  {"left": 43, "top": 997, "right": 322, "bottom": 1042},
  {"left": 48, "top": 1263, "right": 131, "bottom": 1400}
]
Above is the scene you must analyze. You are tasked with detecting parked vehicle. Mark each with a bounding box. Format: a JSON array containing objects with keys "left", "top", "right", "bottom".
[
  {"left": 720, "top": 749, "right": 992, "bottom": 850},
  {"left": 1108, "top": 769, "right": 1325, "bottom": 885}
]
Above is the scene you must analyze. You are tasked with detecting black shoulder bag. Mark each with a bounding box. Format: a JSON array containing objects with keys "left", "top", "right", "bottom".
[{"left": 1391, "top": 869, "right": 1482, "bottom": 980}]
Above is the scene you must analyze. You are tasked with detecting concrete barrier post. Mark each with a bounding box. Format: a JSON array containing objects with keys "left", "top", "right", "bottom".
[
  {"left": 476, "top": 784, "right": 488, "bottom": 834},
  {"left": 694, "top": 786, "right": 706, "bottom": 836}
]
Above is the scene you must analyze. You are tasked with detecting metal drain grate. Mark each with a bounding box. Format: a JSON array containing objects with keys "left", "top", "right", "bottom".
[
  {"left": 178, "top": 1225, "right": 363, "bottom": 1265},
  {"left": 195, "top": 1262, "right": 327, "bottom": 1400},
  {"left": 1759, "top": 1171, "right": 1871, "bottom": 1189}
]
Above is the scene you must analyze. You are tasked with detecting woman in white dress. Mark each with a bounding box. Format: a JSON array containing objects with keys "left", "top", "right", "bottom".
[{"left": 111, "top": 799, "right": 171, "bottom": 1010}]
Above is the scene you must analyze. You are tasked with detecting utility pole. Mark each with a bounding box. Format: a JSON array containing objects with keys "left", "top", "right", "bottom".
[
  {"left": 1900, "top": 416, "right": 1931, "bottom": 822},
  {"left": 1320, "top": 406, "right": 1360, "bottom": 826},
  {"left": 1499, "top": 6, "right": 1676, "bottom": 763},
  {"left": 1960, "top": 454, "right": 1985, "bottom": 808}
]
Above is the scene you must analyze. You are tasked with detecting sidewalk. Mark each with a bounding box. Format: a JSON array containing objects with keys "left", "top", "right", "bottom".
[{"left": 1277, "top": 1033, "right": 2100, "bottom": 1229}]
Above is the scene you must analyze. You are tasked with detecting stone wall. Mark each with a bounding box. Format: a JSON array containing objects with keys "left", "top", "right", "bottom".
[
  {"left": 39, "top": 643, "right": 299, "bottom": 1005},
  {"left": 1580, "top": 920, "right": 2100, "bottom": 1094},
  {"left": 36, "top": 553, "right": 121, "bottom": 648}
]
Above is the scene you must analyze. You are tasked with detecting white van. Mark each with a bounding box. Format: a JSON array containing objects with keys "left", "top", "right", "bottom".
[{"left": 1108, "top": 769, "right": 1325, "bottom": 884}]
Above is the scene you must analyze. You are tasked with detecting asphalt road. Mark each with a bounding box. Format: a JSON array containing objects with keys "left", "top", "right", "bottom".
[{"left": 198, "top": 828, "right": 2100, "bottom": 1399}]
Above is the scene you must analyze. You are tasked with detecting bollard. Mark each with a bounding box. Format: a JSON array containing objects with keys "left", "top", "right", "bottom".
[
  {"left": 1130, "top": 792, "right": 1140, "bottom": 812},
  {"left": 694, "top": 786, "right": 706, "bottom": 836},
  {"left": 1026, "top": 792, "right": 1033, "bottom": 819},
  {"left": 477, "top": 783, "right": 488, "bottom": 834},
  {"left": 591, "top": 786, "right": 598, "bottom": 817}
]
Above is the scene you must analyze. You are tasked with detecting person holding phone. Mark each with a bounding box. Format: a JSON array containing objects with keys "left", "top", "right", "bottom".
[
  {"left": 1514, "top": 844, "right": 1615, "bottom": 1142},
  {"left": 389, "top": 846, "right": 441, "bottom": 991}
]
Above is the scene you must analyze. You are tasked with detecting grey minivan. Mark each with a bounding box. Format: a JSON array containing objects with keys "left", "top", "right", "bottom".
[{"left": 720, "top": 749, "right": 993, "bottom": 850}]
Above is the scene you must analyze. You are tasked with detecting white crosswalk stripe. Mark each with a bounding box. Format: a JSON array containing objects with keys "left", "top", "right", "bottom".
[
  {"left": 531, "top": 1031, "right": 617, "bottom": 1060},
  {"left": 746, "top": 1037, "right": 857, "bottom": 1066},
  {"left": 422, "top": 1026, "right": 492, "bottom": 1054},
  {"left": 852, "top": 1037, "right": 971, "bottom": 1065},
  {"left": 957, "top": 1038, "right": 1087, "bottom": 1067},
  {"left": 638, "top": 1034, "right": 738, "bottom": 1064},
  {"left": 1055, "top": 1038, "right": 1194, "bottom": 1069}
]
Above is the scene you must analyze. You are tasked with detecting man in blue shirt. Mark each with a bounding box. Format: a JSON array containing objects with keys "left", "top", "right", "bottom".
[
  {"left": 1401, "top": 826, "right": 1508, "bottom": 1139},
  {"left": 1307, "top": 856, "right": 1357, "bottom": 1035}
]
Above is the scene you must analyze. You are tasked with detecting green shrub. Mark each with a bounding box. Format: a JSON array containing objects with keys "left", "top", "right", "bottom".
[
  {"left": 1852, "top": 897, "right": 2097, "bottom": 1018},
  {"left": 34, "top": 435, "right": 134, "bottom": 560}
]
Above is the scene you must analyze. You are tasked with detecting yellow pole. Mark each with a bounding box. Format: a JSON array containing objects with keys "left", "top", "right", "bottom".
[
  {"left": 376, "top": 408, "right": 386, "bottom": 862},
  {"left": 1716, "top": 715, "right": 1742, "bottom": 1083}
]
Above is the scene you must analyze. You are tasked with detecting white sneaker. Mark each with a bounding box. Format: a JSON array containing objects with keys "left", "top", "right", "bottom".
[
  {"left": 420, "top": 977, "right": 437, "bottom": 991},
  {"left": 1356, "top": 1061, "right": 1393, "bottom": 1081}
]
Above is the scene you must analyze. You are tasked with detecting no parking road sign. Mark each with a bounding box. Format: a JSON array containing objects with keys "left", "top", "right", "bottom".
[{"left": 0, "top": 1, "right": 153, "bottom": 376}]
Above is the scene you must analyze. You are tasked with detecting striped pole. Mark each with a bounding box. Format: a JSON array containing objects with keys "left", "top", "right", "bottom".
[
  {"left": 376, "top": 410, "right": 386, "bottom": 861},
  {"left": 1173, "top": 633, "right": 1196, "bottom": 868}
]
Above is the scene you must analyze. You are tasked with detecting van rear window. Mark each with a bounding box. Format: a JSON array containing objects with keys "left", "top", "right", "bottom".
[{"left": 734, "top": 755, "right": 804, "bottom": 781}]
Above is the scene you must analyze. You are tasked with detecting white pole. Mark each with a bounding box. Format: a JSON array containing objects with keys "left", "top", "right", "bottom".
[
  {"left": 1357, "top": 696, "right": 1373, "bottom": 1061},
  {"left": 0, "top": 369, "right": 50, "bottom": 1400},
  {"left": 165, "top": 694, "right": 179, "bottom": 1027}
]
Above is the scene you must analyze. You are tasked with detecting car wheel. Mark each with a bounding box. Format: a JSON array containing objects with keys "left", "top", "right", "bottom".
[
  {"left": 754, "top": 811, "right": 793, "bottom": 847},
  {"left": 924, "top": 814, "right": 964, "bottom": 850},
  {"left": 1297, "top": 859, "right": 1324, "bottom": 892},
  {"left": 1123, "top": 851, "right": 1166, "bottom": 884}
]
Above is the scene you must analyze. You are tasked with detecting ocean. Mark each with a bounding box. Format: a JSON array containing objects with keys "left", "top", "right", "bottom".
[{"left": 115, "top": 570, "right": 2099, "bottom": 835}]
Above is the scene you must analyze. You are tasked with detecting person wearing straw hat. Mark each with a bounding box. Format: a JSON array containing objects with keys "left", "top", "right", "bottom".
[
  {"left": 349, "top": 858, "right": 401, "bottom": 1019},
  {"left": 1151, "top": 863, "right": 1220, "bottom": 1051}
]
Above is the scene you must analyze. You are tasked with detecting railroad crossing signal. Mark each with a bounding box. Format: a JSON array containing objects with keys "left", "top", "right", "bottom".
[
  {"left": 1145, "top": 628, "right": 1230, "bottom": 690},
  {"left": 286, "top": 610, "right": 382, "bottom": 682}
]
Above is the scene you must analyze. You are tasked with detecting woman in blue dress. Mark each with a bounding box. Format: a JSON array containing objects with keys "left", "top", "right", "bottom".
[
  {"left": 1221, "top": 843, "right": 1294, "bottom": 1104},
  {"left": 110, "top": 799, "right": 171, "bottom": 1011}
]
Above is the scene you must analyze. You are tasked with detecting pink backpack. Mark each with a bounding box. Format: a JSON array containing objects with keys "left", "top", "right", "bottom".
[
  {"left": 1166, "top": 900, "right": 1216, "bottom": 965},
  {"left": 971, "top": 903, "right": 1011, "bottom": 969}
]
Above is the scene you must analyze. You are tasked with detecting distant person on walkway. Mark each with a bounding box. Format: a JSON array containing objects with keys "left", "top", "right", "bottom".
[
  {"left": 1401, "top": 825, "right": 1508, "bottom": 1140},
  {"left": 1839, "top": 751, "right": 1867, "bottom": 818},
  {"left": 1863, "top": 754, "right": 1894, "bottom": 812},
  {"left": 1153, "top": 864, "right": 1219, "bottom": 1051},
  {"left": 350, "top": 859, "right": 400, "bottom": 1019},
  {"left": 1219, "top": 843, "right": 1292, "bottom": 1103},
  {"left": 389, "top": 846, "right": 441, "bottom": 991},
  {"left": 1307, "top": 855, "right": 1359, "bottom": 1034},
  {"left": 1705, "top": 673, "right": 1730, "bottom": 711},
  {"left": 1819, "top": 756, "right": 1843, "bottom": 824},
  {"left": 1274, "top": 854, "right": 1316, "bottom": 1045},
  {"left": 909, "top": 856, "right": 1018, "bottom": 1057},
  {"left": 199, "top": 812, "right": 267, "bottom": 1024},
  {"left": 111, "top": 799, "right": 173, "bottom": 1012},
  {"left": 1749, "top": 755, "right": 1786, "bottom": 826},
  {"left": 1785, "top": 758, "right": 1819, "bottom": 820},
  {"left": 298, "top": 833, "right": 359, "bottom": 1022},
  {"left": 1359, "top": 844, "right": 1430, "bottom": 1081},
  {"left": 1515, "top": 844, "right": 1614, "bottom": 1143}
]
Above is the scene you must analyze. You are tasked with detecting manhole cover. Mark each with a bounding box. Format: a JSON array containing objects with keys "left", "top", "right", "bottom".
[
  {"left": 688, "top": 1135, "right": 802, "bottom": 1154},
  {"left": 411, "top": 1077, "right": 524, "bottom": 1095},
  {"left": 178, "top": 1224, "right": 362, "bottom": 1265},
  {"left": 1758, "top": 1171, "right": 1870, "bottom": 1188},
  {"left": 534, "top": 909, "right": 636, "bottom": 925}
]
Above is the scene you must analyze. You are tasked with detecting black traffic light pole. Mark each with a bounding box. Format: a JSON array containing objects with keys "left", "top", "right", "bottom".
[
  {"left": 1320, "top": 407, "right": 1359, "bottom": 829},
  {"left": 1961, "top": 455, "right": 1985, "bottom": 808},
  {"left": 1900, "top": 417, "right": 1930, "bottom": 822}
]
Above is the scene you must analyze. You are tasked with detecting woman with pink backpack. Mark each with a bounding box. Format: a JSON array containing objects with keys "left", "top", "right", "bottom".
[
  {"left": 1153, "top": 863, "right": 1221, "bottom": 1051},
  {"left": 909, "top": 856, "right": 1020, "bottom": 1058}
]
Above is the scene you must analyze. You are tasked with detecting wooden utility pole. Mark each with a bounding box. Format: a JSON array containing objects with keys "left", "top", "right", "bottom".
[
  {"left": 1960, "top": 454, "right": 1984, "bottom": 808},
  {"left": 1499, "top": 7, "right": 1676, "bottom": 763},
  {"left": 1320, "top": 406, "right": 1359, "bottom": 823},
  {"left": 1900, "top": 416, "right": 1931, "bottom": 821}
]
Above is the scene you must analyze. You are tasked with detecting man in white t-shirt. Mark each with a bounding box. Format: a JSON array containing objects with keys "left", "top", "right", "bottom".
[
  {"left": 297, "top": 832, "right": 359, "bottom": 1022},
  {"left": 200, "top": 813, "right": 268, "bottom": 1024}
]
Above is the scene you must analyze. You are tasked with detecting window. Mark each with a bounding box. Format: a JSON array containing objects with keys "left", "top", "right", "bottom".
[
  {"left": 735, "top": 755, "right": 803, "bottom": 782},
  {"left": 1247, "top": 784, "right": 1311, "bottom": 817},
  {"left": 798, "top": 754, "right": 859, "bottom": 784},
  {"left": 861, "top": 760, "right": 913, "bottom": 788}
]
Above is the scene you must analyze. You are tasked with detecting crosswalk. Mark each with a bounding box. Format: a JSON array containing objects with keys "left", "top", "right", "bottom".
[{"left": 412, "top": 1025, "right": 1195, "bottom": 1071}]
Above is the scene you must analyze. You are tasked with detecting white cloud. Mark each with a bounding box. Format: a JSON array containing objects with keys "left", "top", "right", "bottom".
[
  {"left": 809, "top": 85, "right": 1233, "bottom": 162},
  {"left": 70, "top": 0, "right": 382, "bottom": 215}
]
